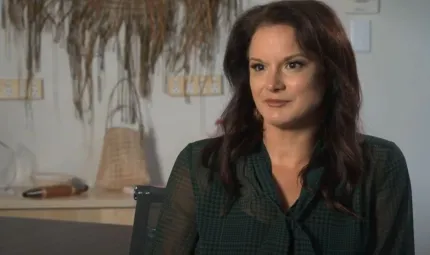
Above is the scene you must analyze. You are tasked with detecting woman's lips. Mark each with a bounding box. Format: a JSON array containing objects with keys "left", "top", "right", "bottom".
[{"left": 264, "top": 99, "right": 290, "bottom": 107}]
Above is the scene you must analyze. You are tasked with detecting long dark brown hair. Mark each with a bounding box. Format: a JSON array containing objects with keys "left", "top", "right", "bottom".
[{"left": 201, "top": 0, "right": 363, "bottom": 214}]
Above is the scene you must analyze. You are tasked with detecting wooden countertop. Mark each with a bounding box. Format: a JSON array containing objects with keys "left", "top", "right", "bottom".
[{"left": 0, "top": 187, "right": 135, "bottom": 210}]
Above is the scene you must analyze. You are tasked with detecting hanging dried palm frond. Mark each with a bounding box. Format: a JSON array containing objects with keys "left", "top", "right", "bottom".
[
  {"left": 1, "top": 0, "right": 240, "bottom": 123},
  {"left": 169, "top": 0, "right": 240, "bottom": 73}
]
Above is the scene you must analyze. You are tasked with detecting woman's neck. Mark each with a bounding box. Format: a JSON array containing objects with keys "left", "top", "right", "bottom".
[{"left": 263, "top": 124, "right": 318, "bottom": 168}]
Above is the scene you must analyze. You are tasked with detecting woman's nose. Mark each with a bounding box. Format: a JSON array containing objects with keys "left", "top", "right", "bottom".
[{"left": 266, "top": 71, "right": 285, "bottom": 92}]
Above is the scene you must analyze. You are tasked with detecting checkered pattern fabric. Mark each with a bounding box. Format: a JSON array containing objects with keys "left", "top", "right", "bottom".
[{"left": 150, "top": 135, "right": 414, "bottom": 254}]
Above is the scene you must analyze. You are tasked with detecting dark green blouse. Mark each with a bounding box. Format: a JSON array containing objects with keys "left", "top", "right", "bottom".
[{"left": 150, "top": 135, "right": 414, "bottom": 254}]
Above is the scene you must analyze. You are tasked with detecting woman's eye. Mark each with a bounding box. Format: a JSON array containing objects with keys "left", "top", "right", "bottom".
[
  {"left": 250, "top": 63, "right": 265, "bottom": 71},
  {"left": 286, "top": 61, "right": 305, "bottom": 70}
]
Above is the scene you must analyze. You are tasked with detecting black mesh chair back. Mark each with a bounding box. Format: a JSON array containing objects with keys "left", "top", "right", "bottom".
[{"left": 129, "top": 185, "right": 166, "bottom": 255}]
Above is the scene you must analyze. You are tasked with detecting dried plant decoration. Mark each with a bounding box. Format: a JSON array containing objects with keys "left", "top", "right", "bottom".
[{"left": 1, "top": 0, "right": 240, "bottom": 123}]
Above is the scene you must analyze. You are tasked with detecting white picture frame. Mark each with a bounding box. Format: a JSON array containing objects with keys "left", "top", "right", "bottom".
[{"left": 345, "top": 0, "right": 380, "bottom": 14}]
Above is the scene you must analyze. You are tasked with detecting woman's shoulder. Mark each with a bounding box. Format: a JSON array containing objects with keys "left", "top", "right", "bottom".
[
  {"left": 176, "top": 136, "right": 221, "bottom": 170},
  {"left": 189, "top": 136, "right": 220, "bottom": 150},
  {"left": 178, "top": 137, "right": 223, "bottom": 193},
  {"left": 360, "top": 134, "right": 409, "bottom": 188},
  {"left": 181, "top": 136, "right": 222, "bottom": 159},
  {"left": 171, "top": 137, "right": 218, "bottom": 172},
  {"left": 361, "top": 134, "right": 406, "bottom": 163}
]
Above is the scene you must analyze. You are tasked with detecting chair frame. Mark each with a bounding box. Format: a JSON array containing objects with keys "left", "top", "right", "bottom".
[{"left": 129, "top": 185, "right": 166, "bottom": 255}]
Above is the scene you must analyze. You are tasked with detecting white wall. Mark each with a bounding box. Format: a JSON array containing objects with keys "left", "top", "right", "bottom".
[
  {"left": 0, "top": 22, "right": 229, "bottom": 186},
  {"left": 0, "top": 0, "right": 428, "bottom": 253}
]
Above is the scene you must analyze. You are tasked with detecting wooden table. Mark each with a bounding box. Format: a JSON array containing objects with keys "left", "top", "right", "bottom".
[
  {"left": 0, "top": 216, "right": 133, "bottom": 255},
  {"left": 0, "top": 188, "right": 135, "bottom": 225}
]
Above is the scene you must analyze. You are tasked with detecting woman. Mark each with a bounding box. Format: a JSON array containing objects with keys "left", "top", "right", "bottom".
[{"left": 150, "top": 1, "right": 414, "bottom": 254}]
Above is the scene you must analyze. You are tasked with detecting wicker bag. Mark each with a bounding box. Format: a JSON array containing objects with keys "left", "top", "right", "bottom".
[{"left": 95, "top": 80, "right": 150, "bottom": 190}]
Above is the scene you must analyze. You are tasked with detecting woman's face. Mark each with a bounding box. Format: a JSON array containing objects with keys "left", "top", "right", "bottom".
[{"left": 248, "top": 24, "right": 325, "bottom": 129}]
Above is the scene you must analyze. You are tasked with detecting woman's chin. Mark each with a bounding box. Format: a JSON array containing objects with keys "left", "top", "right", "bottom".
[
  {"left": 264, "top": 116, "right": 314, "bottom": 130},
  {"left": 265, "top": 118, "right": 297, "bottom": 130}
]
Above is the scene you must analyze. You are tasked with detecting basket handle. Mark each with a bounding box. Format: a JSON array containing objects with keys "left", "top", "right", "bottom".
[{"left": 105, "top": 78, "right": 145, "bottom": 146}]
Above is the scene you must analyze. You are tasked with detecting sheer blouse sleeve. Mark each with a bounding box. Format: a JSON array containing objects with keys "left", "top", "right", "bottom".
[
  {"left": 372, "top": 143, "right": 414, "bottom": 255},
  {"left": 150, "top": 144, "right": 198, "bottom": 254}
]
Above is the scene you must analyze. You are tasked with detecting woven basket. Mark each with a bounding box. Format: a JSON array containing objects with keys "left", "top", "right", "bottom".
[{"left": 95, "top": 79, "right": 150, "bottom": 190}]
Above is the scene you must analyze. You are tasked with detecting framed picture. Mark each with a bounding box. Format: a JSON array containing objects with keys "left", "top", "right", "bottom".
[{"left": 345, "top": 0, "right": 380, "bottom": 14}]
